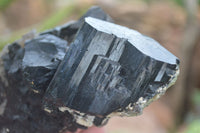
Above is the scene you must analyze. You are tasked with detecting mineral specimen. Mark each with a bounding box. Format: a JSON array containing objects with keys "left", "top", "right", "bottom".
[
  {"left": 0, "top": 36, "right": 73, "bottom": 133},
  {"left": 0, "top": 6, "right": 114, "bottom": 133},
  {"left": 0, "top": 6, "right": 179, "bottom": 133},
  {"left": 22, "top": 34, "right": 68, "bottom": 93},
  {"left": 43, "top": 17, "right": 180, "bottom": 127}
]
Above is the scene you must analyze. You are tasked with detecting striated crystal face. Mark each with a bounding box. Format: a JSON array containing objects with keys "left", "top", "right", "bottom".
[
  {"left": 0, "top": 6, "right": 179, "bottom": 132},
  {"left": 43, "top": 17, "right": 179, "bottom": 127}
]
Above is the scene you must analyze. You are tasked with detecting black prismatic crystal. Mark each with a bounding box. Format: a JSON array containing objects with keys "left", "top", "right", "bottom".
[
  {"left": 22, "top": 34, "right": 68, "bottom": 93},
  {"left": 0, "top": 6, "right": 179, "bottom": 133},
  {"left": 43, "top": 17, "right": 179, "bottom": 126}
]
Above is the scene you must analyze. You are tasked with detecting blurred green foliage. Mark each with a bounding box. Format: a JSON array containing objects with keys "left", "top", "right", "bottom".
[
  {"left": 143, "top": 0, "right": 200, "bottom": 6},
  {"left": 38, "top": 4, "right": 90, "bottom": 32},
  {"left": 173, "top": 0, "right": 184, "bottom": 6},
  {"left": 192, "top": 89, "right": 200, "bottom": 106},
  {"left": 0, "top": 0, "right": 14, "bottom": 10},
  {"left": 0, "top": 4, "right": 90, "bottom": 50},
  {"left": 183, "top": 90, "right": 200, "bottom": 133},
  {"left": 185, "top": 120, "right": 200, "bottom": 133},
  {"left": 38, "top": 5, "right": 75, "bottom": 31},
  {"left": 172, "top": 0, "right": 200, "bottom": 6}
]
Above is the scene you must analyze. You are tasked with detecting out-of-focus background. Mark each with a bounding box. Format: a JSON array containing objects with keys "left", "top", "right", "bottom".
[{"left": 0, "top": 0, "right": 200, "bottom": 133}]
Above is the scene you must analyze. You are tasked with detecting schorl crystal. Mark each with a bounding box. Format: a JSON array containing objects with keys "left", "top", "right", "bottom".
[
  {"left": 43, "top": 17, "right": 179, "bottom": 127},
  {"left": 0, "top": 6, "right": 116, "bottom": 133},
  {"left": 22, "top": 34, "right": 68, "bottom": 93},
  {"left": 0, "top": 6, "right": 180, "bottom": 133}
]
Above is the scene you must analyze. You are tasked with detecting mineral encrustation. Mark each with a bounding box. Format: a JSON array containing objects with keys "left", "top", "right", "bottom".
[{"left": 0, "top": 6, "right": 179, "bottom": 133}]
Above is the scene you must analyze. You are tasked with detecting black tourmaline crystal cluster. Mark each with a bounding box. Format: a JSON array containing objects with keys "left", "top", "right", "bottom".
[{"left": 0, "top": 6, "right": 179, "bottom": 133}]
